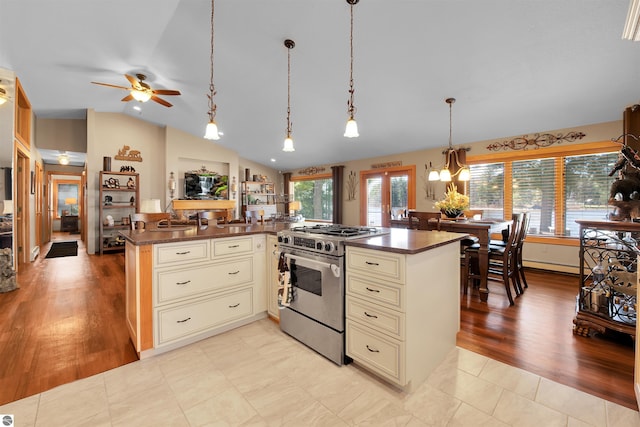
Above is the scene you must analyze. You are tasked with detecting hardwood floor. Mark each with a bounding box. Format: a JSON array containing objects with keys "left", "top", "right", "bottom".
[
  {"left": 0, "top": 237, "right": 636, "bottom": 411},
  {"left": 458, "top": 268, "right": 636, "bottom": 411},
  {"left": 0, "top": 234, "right": 138, "bottom": 406}
]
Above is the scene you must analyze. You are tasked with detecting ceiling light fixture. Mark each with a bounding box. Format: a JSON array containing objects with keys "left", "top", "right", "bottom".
[
  {"left": 58, "top": 153, "right": 70, "bottom": 165},
  {"left": 0, "top": 88, "right": 8, "bottom": 106},
  {"left": 344, "top": 0, "right": 359, "bottom": 138},
  {"left": 204, "top": 0, "right": 220, "bottom": 140},
  {"left": 130, "top": 88, "right": 152, "bottom": 102},
  {"left": 429, "top": 98, "right": 470, "bottom": 182},
  {"left": 283, "top": 39, "right": 296, "bottom": 152},
  {"left": 623, "top": 0, "right": 640, "bottom": 41}
]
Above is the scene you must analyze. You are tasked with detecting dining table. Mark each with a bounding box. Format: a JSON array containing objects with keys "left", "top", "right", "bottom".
[{"left": 435, "top": 218, "right": 513, "bottom": 302}]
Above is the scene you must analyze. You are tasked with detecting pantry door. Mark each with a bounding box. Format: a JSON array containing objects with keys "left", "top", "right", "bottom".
[{"left": 360, "top": 165, "right": 415, "bottom": 227}]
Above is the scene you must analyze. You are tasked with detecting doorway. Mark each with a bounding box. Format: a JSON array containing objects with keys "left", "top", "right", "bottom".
[
  {"left": 359, "top": 165, "right": 416, "bottom": 227},
  {"left": 46, "top": 171, "right": 83, "bottom": 244}
]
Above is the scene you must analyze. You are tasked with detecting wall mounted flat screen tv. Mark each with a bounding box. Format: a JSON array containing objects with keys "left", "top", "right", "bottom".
[{"left": 184, "top": 173, "right": 228, "bottom": 199}]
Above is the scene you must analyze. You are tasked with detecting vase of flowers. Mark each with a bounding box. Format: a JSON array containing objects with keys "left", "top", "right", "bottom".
[{"left": 435, "top": 183, "right": 469, "bottom": 218}]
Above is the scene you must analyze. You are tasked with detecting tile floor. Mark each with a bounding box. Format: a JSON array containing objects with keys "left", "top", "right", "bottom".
[{"left": 1, "top": 319, "right": 639, "bottom": 427}]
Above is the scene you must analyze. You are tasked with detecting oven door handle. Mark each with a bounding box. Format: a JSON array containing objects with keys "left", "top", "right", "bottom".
[{"left": 284, "top": 253, "right": 341, "bottom": 278}]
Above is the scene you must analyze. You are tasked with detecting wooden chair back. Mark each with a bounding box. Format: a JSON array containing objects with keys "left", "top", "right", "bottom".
[
  {"left": 197, "top": 211, "right": 225, "bottom": 228},
  {"left": 407, "top": 211, "right": 441, "bottom": 231},
  {"left": 129, "top": 212, "right": 171, "bottom": 230}
]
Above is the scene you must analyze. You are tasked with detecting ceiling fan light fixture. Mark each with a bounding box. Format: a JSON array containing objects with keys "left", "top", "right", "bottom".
[
  {"left": 0, "top": 88, "right": 7, "bottom": 106},
  {"left": 204, "top": 120, "right": 220, "bottom": 140},
  {"left": 131, "top": 89, "right": 151, "bottom": 102}
]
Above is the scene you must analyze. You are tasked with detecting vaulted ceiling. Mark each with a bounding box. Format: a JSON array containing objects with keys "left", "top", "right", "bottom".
[{"left": 1, "top": 1, "right": 638, "bottom": 170}]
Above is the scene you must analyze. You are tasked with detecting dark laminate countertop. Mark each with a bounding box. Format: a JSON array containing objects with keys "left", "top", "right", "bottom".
[
  {"left": 120, "top": 222, "right": 467, "bottom": 254},
  {"left": 343, "top": 228, "right": 468, "bottom": 255}
]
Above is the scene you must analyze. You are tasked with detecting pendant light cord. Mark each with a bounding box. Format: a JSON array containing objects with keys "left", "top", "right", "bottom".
[
  {"left": 286, "top": 42, "right": 292, "bottom": 136},
  {"left": 347, "top": 1, "right": 356, "bottom": 119},
  {"left": 207, "top": 0, "right": 217, "bottom": 122}
]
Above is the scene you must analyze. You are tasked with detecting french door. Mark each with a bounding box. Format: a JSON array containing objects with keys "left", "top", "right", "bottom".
[{"left": 360, "top": 166, "right": 415, "bottom": 227}]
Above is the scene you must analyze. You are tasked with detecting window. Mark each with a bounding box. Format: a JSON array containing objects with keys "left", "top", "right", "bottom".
[
  {"left": 468, "top": 142, "right": 618, "bottom": 239},
  {"left": 53, "top": 179, "right": 80, "bottom": 219},
  {"left": 291, "top": 175, "right": 333, "bottom": 221}
]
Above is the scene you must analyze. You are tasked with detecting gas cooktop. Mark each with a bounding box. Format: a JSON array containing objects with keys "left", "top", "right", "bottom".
[{"left": 290, "top": 224, "right": 384, "bottom": 238}]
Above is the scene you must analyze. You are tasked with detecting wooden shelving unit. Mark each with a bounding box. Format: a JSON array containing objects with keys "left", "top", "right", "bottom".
[{"left": 99, "top": 171, "right": 139, "bottom": 255}]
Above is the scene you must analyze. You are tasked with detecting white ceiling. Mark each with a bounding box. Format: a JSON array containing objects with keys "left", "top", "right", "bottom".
[{"left": 1, "top": 1, "right": 639, "bottom": 171}]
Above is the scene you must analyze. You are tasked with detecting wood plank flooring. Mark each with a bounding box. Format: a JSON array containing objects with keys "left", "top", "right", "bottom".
[{"left": 0, "top": 236, "right": 636, "bottom": 411}]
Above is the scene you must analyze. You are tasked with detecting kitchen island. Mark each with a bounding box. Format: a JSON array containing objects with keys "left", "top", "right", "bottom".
[{"left": 120, "top": 222, "right": 466, "bottom": 386}]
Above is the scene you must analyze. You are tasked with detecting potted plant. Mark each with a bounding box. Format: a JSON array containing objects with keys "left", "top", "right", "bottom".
[{"left": 435, "top": 183, "right": 469, "bottom": 218}]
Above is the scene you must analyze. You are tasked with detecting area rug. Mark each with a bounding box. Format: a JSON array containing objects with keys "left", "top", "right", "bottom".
[{"left": 45, "top": 241, "right": 78, "bottom": 258}]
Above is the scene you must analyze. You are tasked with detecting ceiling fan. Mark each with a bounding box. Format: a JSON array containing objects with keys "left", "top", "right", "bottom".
[{"left": 91, "top": 73, "right": 181, "bottom": 107}]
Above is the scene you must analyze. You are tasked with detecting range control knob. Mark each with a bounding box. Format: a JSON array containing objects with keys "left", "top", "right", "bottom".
[
  {"left": 324, "top": 241, "right": 336, "bottom": 253},
  {"left": 316, "top": 241, "right": 324, "bottom": 250},
  {"left": 280, "top": 235, "right": 291, "bottom": 244}
]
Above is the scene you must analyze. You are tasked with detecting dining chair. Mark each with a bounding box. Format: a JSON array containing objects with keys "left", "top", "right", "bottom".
[
  {"left": 197, "top": 211, "right": 225, "bottom": 228},
  {"left": 463, "top": 213, "right": 523, "bottom": 305},
  {"left": 513, "top": 212, "right": 531, "bottom": 294},
  {"left": 129, "top": 212, "right": 171, "bottom": 230},
  {"left": 407, "top": 211, "right": 441, "bottom": 231}
]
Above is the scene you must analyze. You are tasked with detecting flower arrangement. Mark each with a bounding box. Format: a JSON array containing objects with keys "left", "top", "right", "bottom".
[{"left": 435, "top": 183, "right": 469, "bottom": 217}]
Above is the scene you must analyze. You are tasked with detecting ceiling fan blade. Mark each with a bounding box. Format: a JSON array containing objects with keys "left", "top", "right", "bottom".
[
  {"left": 151, "top": 95, "right": 172, "bottom": 107},
  {"left": 152, "top": 89, "right": 181, "bottom": 96},
  {"left": 121, "top": 94, "right": 134, "bottom": 102},
  {"left": 124, "top": 74, "right": 139, "bottom": 86},
  {"left": 91, "top": 81, "right": 129, "bottom": 90}
]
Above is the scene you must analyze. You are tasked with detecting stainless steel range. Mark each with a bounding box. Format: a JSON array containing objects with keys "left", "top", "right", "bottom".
[{"left": 277, "top": 224, "right": 388, "bottom": 365}]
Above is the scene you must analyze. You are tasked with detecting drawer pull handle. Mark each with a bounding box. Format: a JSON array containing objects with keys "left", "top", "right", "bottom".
[
  {"left": 365, "top": 287, "right": 380, "bottom": 293},
  {"left": 364, "top": 311, "right": 378, "bottom": 319},
  {"left": 177, "top": 317, "right": 191, "bottom": 323},
  {"left": 228, "top": 244, "right": 240, "bottom": 248},
  {"left": 176, "top": 251, "right": 191, "bottom": 255},
  {"left": 365, "top": 261, "right": 379, "bottom": 266},
  {"left": 228, "top": 270, "right": 240, "bottom": 275},
  {"left": 228, "top": 303, "right": 240, "bottom": 308},
  {"left": 176, "top": 280, "right": 191, "bottom": 285},
  {"left": 366, "top": 345, "right": 380, "bottom": 353}
]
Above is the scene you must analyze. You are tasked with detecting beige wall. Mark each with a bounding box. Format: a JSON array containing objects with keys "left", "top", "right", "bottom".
[{"left": 35, "top": 118, "right": 87, "bottom": 152}]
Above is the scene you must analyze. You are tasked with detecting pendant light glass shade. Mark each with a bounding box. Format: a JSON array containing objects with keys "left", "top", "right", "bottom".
[
  {"left": 439, "top": 168, "right": 451, "bottom": 182},
  {"left": 344, "top": 118, "right": 359, "bottom": 138},
  {"left": 428, "top": 169, "right": 440, "bottom": 181},
  {"left": 458, "top": 167, "right": 470, "bottom": 181},
  {"left": 283, "top": 136, "right": 295, "bottom": 152},
  {"left": 204, "top": 120, "right": 220, "bottom": 140}
]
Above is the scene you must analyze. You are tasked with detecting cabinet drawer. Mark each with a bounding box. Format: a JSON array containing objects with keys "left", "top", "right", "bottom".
[
  {"left": 213, "top": 237, "right": 253, "bottom": 257},
  {"left": 346, "top": 248, "right": 404, "bottom": 283},
  {"left": 156, "top": 257, "right": 253, "bottom": 305},
  {"left": 346, "top": 296, "right": 405, "bottom": 340},
  {"left": 346, "top": 273, "right": 404, "bottom": 311},
  {"left": 155, "top": 241, "right": 209, "bottom": 266},
  {"left": 156, "top": 287, "right": 253, "bottom": 346},
  {"left": 346, "top": 321, "right": 405, "bottom": 385}
]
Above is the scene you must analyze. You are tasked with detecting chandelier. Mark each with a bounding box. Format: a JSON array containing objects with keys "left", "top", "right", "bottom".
[
  {"left": 428, "top": 98, "right": 470, "bottom": 182},
  {"left": 283, "top": 39, "right": 296, "bottom": 152},
  {"left": 204, "top": 0, "right": 220, "bottom": 140},
  {"left": 344, "top": 0, "right": 359, "bottom": 138}
]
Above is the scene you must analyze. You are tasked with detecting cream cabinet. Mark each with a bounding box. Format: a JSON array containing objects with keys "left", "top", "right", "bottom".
[
  {"left": 345, "top": 243, "right": 460, "bottom": 391},
  {"left": 266, "top": 234, "right": 280, "bottom": 319},
  {"left": 149, "top": 235, "right": 266, "bottom": 353}
]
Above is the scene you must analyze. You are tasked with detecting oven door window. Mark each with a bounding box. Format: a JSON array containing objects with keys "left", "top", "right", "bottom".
[{"left": 290, "top": 260, "right": 322, "bottom": 296}]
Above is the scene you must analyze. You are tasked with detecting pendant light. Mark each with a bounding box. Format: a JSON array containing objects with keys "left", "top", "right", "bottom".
[
  {"left": 429, "top": 97, "right": 470, "bottom": 182},
  {"left": 204, "top": 0, "right": 220, "bottom": 140},
  {"left": 282, "top": 39, "right": 296, "bottom": 152},
  {"left": 344, "top": 0, "right": 359, "bottom": 138}
]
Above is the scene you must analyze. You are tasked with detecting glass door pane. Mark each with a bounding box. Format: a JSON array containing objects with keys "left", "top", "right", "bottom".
[
  {"left": 390, "top": 173, "right": 408, "bottom": 220},
  {"left": 366, "top": 176, "right": 382, "bottom": 226}
]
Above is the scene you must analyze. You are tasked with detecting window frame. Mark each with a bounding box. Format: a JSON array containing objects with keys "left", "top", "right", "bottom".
[{"left": 467, "top": 141, "right": 620, "bottom": 246}]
